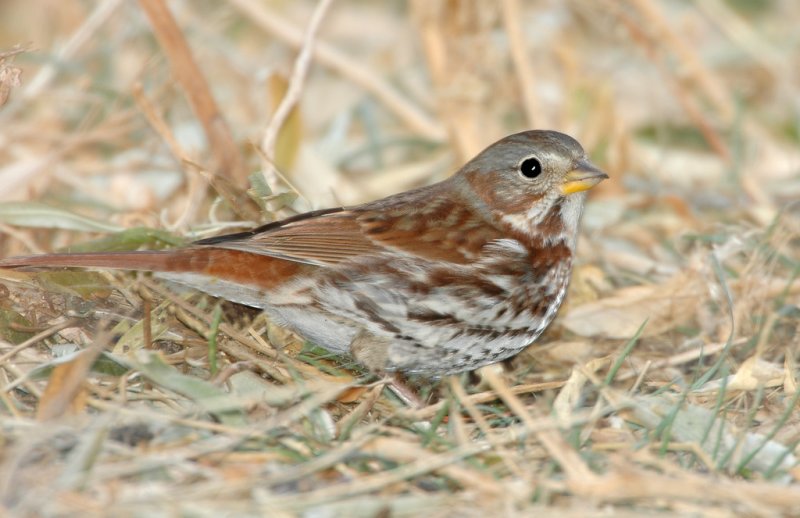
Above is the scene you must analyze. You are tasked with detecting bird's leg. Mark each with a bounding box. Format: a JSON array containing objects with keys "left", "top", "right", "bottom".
[{"left": 350, "top": 329, "right": 425, "bottom": 408}]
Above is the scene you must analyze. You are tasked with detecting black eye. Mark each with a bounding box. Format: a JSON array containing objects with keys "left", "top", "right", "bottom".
[{"left": 519, "top": 157, "right": 542, "bottom": 179}]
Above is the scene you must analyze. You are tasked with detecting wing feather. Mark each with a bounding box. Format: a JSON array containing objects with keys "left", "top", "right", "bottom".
[
  {"left": 195, "top": 188, "right": 505, "bottom": 267},
  {"left": 201, "top": 212, "right": 382, "bottom": 266}
]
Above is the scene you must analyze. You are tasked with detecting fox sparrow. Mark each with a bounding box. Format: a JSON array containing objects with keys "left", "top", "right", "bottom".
[{"left": 0, "top": 130, "right": 606, "bottom": 376}]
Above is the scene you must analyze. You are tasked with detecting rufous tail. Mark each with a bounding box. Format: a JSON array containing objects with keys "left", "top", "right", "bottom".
[
  {"left": 0, "top": 248, "right": 304, "bottom": 290},
  {"left": 0, "top": 250, "right": 190, "bottom": 272}
]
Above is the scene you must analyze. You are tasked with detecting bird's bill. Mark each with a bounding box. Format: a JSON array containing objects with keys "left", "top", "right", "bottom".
[{"left": 560, "top": 160, "right": 609, "bottom": 195}]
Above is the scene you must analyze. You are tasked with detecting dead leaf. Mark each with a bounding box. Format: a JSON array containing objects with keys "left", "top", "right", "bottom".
[
  {"left": 36, "top": 347, "right": 102, "bottom": 421},
  {"left": 268, "top": 73, "right": 303, "bottom": 173},
  {"left": 561, "top": 271, "right": 706, "bottom": 339},
  {"left": 553, "top": 357, "right": 610, "bottom": 424},
  {"left": 784, "top": 348, "right": 797, "bottom": 395},
  {"left": 336, "top": 385, "right": 369, "bottom": 403},
  {"left": 696, "top": 355, "right": 785, "bottom": 393}
]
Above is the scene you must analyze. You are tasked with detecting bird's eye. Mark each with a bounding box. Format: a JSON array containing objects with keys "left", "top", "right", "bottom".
[{"left": 519, "top": 157, "right": 542, "bottom": 179}]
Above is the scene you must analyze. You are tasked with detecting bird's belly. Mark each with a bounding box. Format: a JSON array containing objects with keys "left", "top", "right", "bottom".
[
  {"left": 156, "top": 271, "right": 358, "bottom": 353},
  {"left": 267, "top": 305, "right": 358, "bottom": 354},
  {"left": 157, "top": 264, "right": 571, "bottom": 376},
  {"left": 389, "top": 292, "right": 566, "bottom": 375}
]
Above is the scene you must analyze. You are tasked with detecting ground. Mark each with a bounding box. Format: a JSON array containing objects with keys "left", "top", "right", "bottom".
[{"left": 0, "top": 1, "right": 798, "bottom": 516}]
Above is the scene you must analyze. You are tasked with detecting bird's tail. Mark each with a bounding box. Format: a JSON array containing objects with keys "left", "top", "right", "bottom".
[
  {"left": 0, "top": 248, "right": 303, "bottom": 291},
  {"left": 0, "top": 250, "right": 187, "bottom": 272}
]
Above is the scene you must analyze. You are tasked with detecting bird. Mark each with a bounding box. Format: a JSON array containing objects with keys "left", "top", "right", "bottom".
[{"left": 0, "top": 130, "right": 607, "bottom": 376}]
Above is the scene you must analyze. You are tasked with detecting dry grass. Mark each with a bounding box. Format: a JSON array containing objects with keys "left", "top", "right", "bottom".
[{"left": 0, "top": 1, "right": 799, "bottom": 516}]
